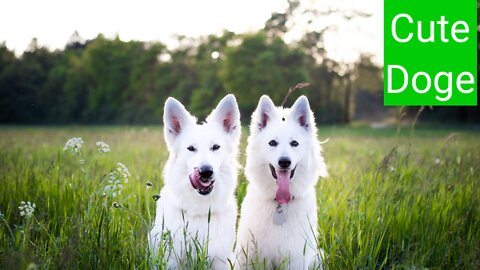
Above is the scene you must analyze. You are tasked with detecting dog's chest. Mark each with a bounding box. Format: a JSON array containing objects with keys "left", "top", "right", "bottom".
[{"left": 242, "top": 194, "right": 318, "bottom": 243}]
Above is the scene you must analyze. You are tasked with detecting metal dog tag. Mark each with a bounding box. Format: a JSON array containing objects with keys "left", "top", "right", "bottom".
[{"left": 273, "top": 204, "right": 286, "bottom": 225}]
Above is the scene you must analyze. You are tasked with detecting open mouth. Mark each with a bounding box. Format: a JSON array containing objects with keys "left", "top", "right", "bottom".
[
  {"left": 269, "top": 164, "right": 295, "bottom": 181},
  {"left": 269, "top": 164, "right": 296, "bottom": 205},
  {"left": 189, "top": 168, "right": 215, "bottom": 195},
  {"left": 193, "top": 180, "right": 215, "bottom": 195}
]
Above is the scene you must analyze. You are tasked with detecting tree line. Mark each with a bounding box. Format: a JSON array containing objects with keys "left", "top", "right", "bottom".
[
  {"left": 0, "top": 3, "right": 477, "bottom": 124},
  {"left": 0, "top": 30, "right": 382, "bottom": 124}
]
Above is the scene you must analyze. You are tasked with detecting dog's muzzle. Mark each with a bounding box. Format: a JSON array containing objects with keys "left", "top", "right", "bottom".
[{"left": 189, "top": 166, "right": 215, "bottom": 195}]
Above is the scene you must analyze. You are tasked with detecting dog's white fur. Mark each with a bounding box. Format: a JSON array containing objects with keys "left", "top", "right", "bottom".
[
  {"left": 236, "top": 95, "right": 328, "bottom": 269},
  {"left": 149, "top": 95, "right": 241, "bottom": 269}
]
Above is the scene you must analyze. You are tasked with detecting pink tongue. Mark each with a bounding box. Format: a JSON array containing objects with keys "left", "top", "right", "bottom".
[
  {"left": 275, "top": 171, "right": 292, "bottom": 204},
  {"left": 189, "top": 168, "right": 211, "bottom": 189}
]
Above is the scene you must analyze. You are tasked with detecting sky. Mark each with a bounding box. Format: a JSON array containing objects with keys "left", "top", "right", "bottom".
[{"left": 0, "top": 0, "right": 383, "bottom": 64}]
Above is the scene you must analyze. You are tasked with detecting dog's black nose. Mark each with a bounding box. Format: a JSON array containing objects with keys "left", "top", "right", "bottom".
[
  {"left": 199, "top": 165, "right": 214, "bottom": 181},
  {"left": 278, "top": 157, "right": 291, "bottom": 169}
]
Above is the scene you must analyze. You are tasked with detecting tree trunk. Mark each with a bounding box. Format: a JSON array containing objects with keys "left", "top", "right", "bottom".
[{"left": 344, "top": 77, "right": 353, "bottom": 123}]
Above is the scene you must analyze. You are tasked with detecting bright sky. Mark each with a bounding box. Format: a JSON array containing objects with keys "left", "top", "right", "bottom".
[{"left": 0, "top": 0, "right": 383, "bottom": 64}]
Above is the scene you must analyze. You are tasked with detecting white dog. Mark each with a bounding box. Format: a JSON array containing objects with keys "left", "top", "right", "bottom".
[
  {"left": 149, "top": 94, "right": 241, "bottom": 269},
  {"left": 235, "top": 95, "right": 328, "bottom": 269}
]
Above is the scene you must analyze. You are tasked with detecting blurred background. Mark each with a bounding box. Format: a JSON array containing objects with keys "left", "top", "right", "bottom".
[{"left": 0, "top": 0, "right": 478, "bottom": 125}]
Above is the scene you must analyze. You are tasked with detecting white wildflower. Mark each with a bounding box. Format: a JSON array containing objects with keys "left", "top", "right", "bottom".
[
  {"left": 19, "top": 201, "right": 36, "bottom": 218},
  {"left": 104, "top": 174, "right": 122, "bottom": 198},
  {"left": 103, "top": 162, "right": 131, "bottom": 198},
  {"left": 117, "top": 162, "right": 131, "bottom": 183},
  {"left": 434, "top": 158, "right": 441, "bottom": 165},
  {"left": 96, "top": 141, "right": 111, "bottom": 153},
  {"left": 63, "top": 137, "right": 84, "bottom": 154}
]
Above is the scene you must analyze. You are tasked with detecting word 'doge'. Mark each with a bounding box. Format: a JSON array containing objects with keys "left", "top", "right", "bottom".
[{"left": 387, "top": 13, "right": 475, "bottom": 102}]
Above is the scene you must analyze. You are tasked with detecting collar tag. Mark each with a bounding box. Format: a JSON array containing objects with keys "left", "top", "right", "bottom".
[{"left": 273, "top": 204, "right": 287, "bottom": 225}]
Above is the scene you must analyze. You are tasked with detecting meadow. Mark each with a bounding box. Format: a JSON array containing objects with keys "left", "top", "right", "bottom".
[{"left": 0, "top": 125, "right": 479, "bottom": 269}]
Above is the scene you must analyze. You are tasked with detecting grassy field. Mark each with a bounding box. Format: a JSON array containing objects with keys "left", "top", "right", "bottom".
[{"left": 0, "top": 125, "right": 479, "bottom": 269}]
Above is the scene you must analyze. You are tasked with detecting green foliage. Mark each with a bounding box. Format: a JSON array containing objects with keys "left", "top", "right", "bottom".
[
  {"left": 78, "top": 36, "right": 165, "bottom": 123},
  {"left": 187, "top": 32, "right": 235, "bottom": 119},
  {"left": 220, "top": 32, "right": 309, "bottom": 115},
  {"left": 0, "top": 44, "right": 63, "bottom": 123},
  {"left": 0, "top": 126, "right": 479, "bottom": 269},
  {"left": 0, "top": 31, "right": 478, "bottom": 124},
  {"left": 316, "top": 127, "right": 480, "bottom": 269}
]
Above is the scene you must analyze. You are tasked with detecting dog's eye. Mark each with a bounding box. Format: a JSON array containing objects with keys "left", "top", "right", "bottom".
[
  {"left": 290, "top": 140, "right": 299, "bottom": 147},
  {"left": 211, "top": 144, "right": 220, "bottom": 151},
  {"left": 268, "top": 140, "right": 278, "bottom": 147},
  {"left": 187, "top": 146, "right": 196, "bottom": 152}
]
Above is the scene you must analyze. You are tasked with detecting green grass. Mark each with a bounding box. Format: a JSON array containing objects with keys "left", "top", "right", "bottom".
[{"left": 0, "top": 126, "right": 479, "bottom": 269}]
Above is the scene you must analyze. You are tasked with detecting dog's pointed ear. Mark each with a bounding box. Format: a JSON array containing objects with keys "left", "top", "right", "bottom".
[
  {"left": 254, "top": 95, "right": 276, "bottom": 131},
  {"left": 163, "top": 97, "right": 194, "bottom": 144},
  {"left": 291, "top": 95, "right": 313, "bottom": 131},
  {"left": 208, "top": 94, "right": 240, "bottom": 135}
]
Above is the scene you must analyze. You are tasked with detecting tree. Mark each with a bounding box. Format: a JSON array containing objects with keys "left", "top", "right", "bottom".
[
  {"left": 291, "top": 2, "right": 375, "bottom": 123},
  {"left": 66, "top": 30, "right": 87, "bottom": 51},
  {"left": 0, "top": 41, "right": 62, "bottom": 123},
  {"left": 220, "top": 32, "right": 308, "bottom": 116},
  {"left": 189, "top": 31, "right": 237, "bottom": 118},
  {"left": 76, "top": 35, "right": 144, "bottom": 122},
  {"left": 156, "top": 36, "right": 199, "bottom": 119},
  {"left": 0, "top": 44, "right": 18, "bottom": 122}
]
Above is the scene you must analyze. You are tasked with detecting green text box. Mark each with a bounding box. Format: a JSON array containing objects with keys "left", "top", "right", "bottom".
[{"left": 384, "top": 0, "right": 477, "bottom": 106}]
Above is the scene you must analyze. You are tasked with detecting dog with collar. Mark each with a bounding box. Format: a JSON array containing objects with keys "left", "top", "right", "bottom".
[{"left": 235, "top": 95, "right": 328, "bottom": 269}]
